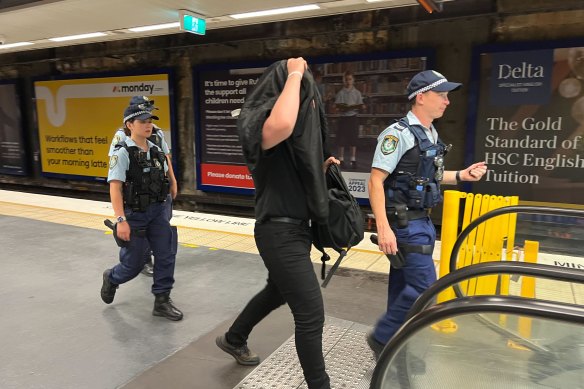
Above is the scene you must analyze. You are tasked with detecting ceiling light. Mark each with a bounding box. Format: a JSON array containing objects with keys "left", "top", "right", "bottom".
[
  {"left": 416, "top": 0, "right": 442, "bottom": 13},
  {"left": 128, "top": 22, "right": 181, "bottom": 32},
  {"left": 0, "top": 42, "right": 34, "bottom": 49},
  {"left": 230, "top": 4, "right": 320, "bottom": 20},
  {"left": 49, "top": 32, "right": 107, "bottom": 42}
]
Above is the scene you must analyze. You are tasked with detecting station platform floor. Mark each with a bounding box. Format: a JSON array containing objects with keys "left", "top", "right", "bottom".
[{"left": 0, "top": 189, "right": 582, "bottom": 389}]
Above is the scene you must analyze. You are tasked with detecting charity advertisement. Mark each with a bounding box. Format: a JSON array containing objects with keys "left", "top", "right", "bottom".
[
  {"left": 471, "top": 45, "right": 584, "bottom": 205},
  {"left": 0, "top": 82, "right": 27, "bottom": 175},
  {"left": 34, "top": 73, "right": 172, "bottom": 180},
  {"left": 196, "top": 53, "right": 429, "bottom": 199},
  {"left": 197, "top": 67, "right": 264, "bottom": 191}
]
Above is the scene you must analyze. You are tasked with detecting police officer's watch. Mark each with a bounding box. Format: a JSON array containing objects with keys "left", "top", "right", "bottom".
[{"left": 116, "top": 216, "right": 127, "bottom": 223}]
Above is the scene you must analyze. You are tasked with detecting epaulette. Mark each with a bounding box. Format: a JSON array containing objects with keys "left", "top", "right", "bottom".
[
  {"left": 393, "top": 121, "right": 408, "bottom": 132},
  {"left": 114, "top": 141, "right": 128, "bottom": 151}
]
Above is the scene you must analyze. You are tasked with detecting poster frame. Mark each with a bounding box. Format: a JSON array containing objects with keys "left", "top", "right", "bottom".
[
  {"left": 32, "top": 68, "right": 178, "bottom": 182},
  {"left": 0, "top": 78, "right": 29, "bottom": 176},
  {"left": 193, "top": 49, "right": 435, "bottom": 204},
  {"left": 465, "top": 38, "right": 584, "bottom": 201}
]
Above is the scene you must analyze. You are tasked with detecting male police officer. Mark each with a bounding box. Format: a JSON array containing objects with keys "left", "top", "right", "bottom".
[
  {"left": 108, "top": 96, "right": 177, "bottom": 276},
  {"left": 101, "top": 101, "right": 182, "bottom": 321},
  {"left": 367, "top": 70, "right": 487, "bottom": 356}
]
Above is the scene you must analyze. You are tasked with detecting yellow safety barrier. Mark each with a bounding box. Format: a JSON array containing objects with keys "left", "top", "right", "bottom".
[
  {"left": 518, "top": 240, "right": 539, "bottom": 338},
  {"left": 434, "top": 191, "right": 522, "bottom": 334}
]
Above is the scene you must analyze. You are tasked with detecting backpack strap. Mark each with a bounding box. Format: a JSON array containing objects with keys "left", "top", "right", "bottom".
[{"left": 321, "top": 248, "right": 349, "bottom": 288}]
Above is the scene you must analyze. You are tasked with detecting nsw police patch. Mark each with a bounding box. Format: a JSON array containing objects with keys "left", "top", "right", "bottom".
[
  {"left": 113, "top": 134, "right": 123, "bottom": 145},
  {"left": 109, "top": 155, "right": 118, "bottom": 170},
  {"left": 381, "top": 135, "right": 398, "bottom": 155}
]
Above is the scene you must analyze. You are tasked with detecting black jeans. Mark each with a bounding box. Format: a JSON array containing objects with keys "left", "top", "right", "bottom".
[{"left": 227, "top": 221, "right": 330, "bottom": 389}]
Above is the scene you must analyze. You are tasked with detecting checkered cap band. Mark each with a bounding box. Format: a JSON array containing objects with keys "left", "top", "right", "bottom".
[
  {"left": 408, "top": 78, "right": 447, "bottom": 100},
  {"left": 123, "top": 110, "right": 151, "bottom": 123}
]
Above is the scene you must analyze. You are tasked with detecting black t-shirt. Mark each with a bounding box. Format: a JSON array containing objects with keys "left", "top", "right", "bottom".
[{"left": 253, "top": 142, "right": 309, "bottom": 222}]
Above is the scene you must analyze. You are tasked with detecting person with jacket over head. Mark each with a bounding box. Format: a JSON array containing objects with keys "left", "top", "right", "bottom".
[
  {"left": 367, "top": 70, "right": 487, "bottom": 357},
  {"left": 108, "top": 96, "right": 178, "bottom": 277},
  {"left": 101, "top": 100, "right": 182, "bottom": 321},
  {"left": 215, "top": 57, "right": 338, "bottom": 389}
]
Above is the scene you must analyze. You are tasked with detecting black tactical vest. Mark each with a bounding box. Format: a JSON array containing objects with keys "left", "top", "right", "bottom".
[
  {"left": 384, "top": 117, "right": 448, "bottom": 210},
  {"left": 148, "top": 127, "right": 164, "bottom": 150},
  {"left": 117, "top": 142, "right": 169, "bottom": 212}
]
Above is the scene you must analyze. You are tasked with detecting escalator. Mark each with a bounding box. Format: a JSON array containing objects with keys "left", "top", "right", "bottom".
[
  {"left": 371, "top": 206, "right": 584, "bottom": 389},
  {"left": 370, "top": 296, "right": 584, "bottom": 388}
]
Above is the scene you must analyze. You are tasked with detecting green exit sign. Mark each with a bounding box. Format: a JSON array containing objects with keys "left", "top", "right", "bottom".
[{"left": 180, "top": 12, "right": 206, "bottom": 35}]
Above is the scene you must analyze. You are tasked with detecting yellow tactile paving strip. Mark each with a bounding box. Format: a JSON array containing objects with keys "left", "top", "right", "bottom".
[
  {"left": 0, "top": 200, "right": 389, "bottom": 274},
  {"left": 3, "top": 199, "right": 581, "bottom": 306}
]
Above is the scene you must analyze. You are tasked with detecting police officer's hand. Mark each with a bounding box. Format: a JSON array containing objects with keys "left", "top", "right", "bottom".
[
  {"left": 116, "top": 221, "right": 131, "bottom": 241},
  {"left": 323, "top": 156, "right": 340, "bottom": 172},
  {"left": 170, "top": 181, "right": 178, "bottom": 199},
  {"left": 377, "top": 227, "right": 398, "bottom": 255},
  {"left": 461, "top": 161, "right": 488, "bottom": 181}
]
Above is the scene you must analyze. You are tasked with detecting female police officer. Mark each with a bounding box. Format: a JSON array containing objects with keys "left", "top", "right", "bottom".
[
  {"left": 100, "top": 101, "right": 182, "bottom": 321},
  {"left": 108, "top": 96, "right": 177, "bottom": 276},
  {"left": 367, "top": 70, "right": 487, "bottom": 355}
]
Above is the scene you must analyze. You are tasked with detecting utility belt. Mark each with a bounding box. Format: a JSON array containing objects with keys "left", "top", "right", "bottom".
[
  {"left": 126, "top": 194, "right": 167, "bottom": 212},
  {"left": 370, "top": 234, "right": 433, "bottom": 269},
  {"left": 386, "top": 204, "right": 430, "bottom": 228},
  {"left": 124, "top": 180, "right": 169, "bottom": 212},
  {"left": 256, "top": 217, "right": 310, "bottom": 227}
]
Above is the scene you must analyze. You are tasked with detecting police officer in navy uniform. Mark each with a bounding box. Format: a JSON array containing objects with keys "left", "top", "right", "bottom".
[
  {"left": 101, "top": 101, "right": 182, "bottom": 321},
  {"left": 367, "top": 70, "right": 487, "bottom": 356},
  {"left": 108, "top": 96, "right": 178, "bottom": 276}
]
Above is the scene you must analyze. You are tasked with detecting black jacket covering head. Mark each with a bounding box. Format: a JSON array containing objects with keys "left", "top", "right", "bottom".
[{"left": 237, "top": 60, "right": 330, "bottom": 224}]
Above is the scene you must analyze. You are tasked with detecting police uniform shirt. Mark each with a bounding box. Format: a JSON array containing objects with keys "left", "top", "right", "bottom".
[
  {"left": 334, "top": 87, "right": 364, "bottom": 116},
  {"left": 107, "top": 138, "right": 167, "bottom": 183},
  {"left": 372, "top": 111, "right": 439, "bottom": 174},
  {"left": 108, "top": 128, "right": 170, "bottom": 157}
]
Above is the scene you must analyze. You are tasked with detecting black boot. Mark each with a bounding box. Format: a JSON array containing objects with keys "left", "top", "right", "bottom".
[
  {"left": 101, "top": 269, "right": 118, "bottom": 304},
  {"left": 153, "top": 292, "right": 183, "bottom": 321},
  {"left": 141, "top": 256, "right": 154, "bottom": 277}
]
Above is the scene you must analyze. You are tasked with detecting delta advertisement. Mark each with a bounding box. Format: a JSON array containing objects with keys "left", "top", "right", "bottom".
[
  {"left": 196, "top": 52, "right": 429, "bottom": 199},
  {"left": 34, "top": 73, "right": 173, "bottom": 180},
  {"left": 0, "top": 81, "right": 27, "bottom": 175},
  {"left": 470, "top": 43, "right": 584, "bottom": 205}
]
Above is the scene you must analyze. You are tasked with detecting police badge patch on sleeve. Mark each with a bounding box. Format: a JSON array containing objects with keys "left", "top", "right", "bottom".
[
  {"left": 381, "top": 135, "right": 399, "bottom": 155},
  {"left": 109, "top": 155, "right": 118, "bottom": 170}
]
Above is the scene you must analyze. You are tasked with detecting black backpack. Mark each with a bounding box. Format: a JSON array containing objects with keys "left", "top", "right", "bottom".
[{"left": 312, "top": 163, "right": 364, "bottom": 287}]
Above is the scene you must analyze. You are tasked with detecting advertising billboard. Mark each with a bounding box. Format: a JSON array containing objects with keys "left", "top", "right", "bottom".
[
  {"left": 0, "top": 81, "right": 27, "bottom": 175},
  {"left": 469, "top": 42, "right": 584, "bottom": 205},
  {"left": 34, "top": 72, "right": 173, "bottom": 181},
  {"left": 195, "top": 52, "right": 431, "bottom": 200}
]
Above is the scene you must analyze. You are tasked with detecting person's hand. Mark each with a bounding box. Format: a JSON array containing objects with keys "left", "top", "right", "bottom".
[
  {"left": 377, "top": 227, "right": 398, "bottom": 255},
  {"left": 116, "top": 221, "right": 131, "bottom": 241},
  {"left": 461, "top": 161, "right": 487, "bottom": 181},
  {"left": 170, "top": 181, "right": 178, "bottom": 199},
  {"left": 323, "top": 156, "right": 340, "bottom": 172},
  {"left": 287, "top": 57, "right": 307, "bottom": 77}
]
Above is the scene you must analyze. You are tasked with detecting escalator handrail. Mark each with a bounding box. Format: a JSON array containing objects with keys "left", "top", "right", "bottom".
[
  {"left": 408, "top": 261, "right": 584, "bottom": 320},
  {"left": 370, "top": 295, "right": 584, "bottom": 389},
  {"left": 448, "top": 205, "right": 584, "bottom": 296}
]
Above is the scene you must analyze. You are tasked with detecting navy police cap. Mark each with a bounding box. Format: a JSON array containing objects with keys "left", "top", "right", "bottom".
[
  {"left": 123, "top": 105, "right": 159, "bottom": 124},
  {"left": 407, "top": 70, "right": 462, "bottom": 100},
  {"left": 128, "top": 95, "right": 157, "bottom": 109}
]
